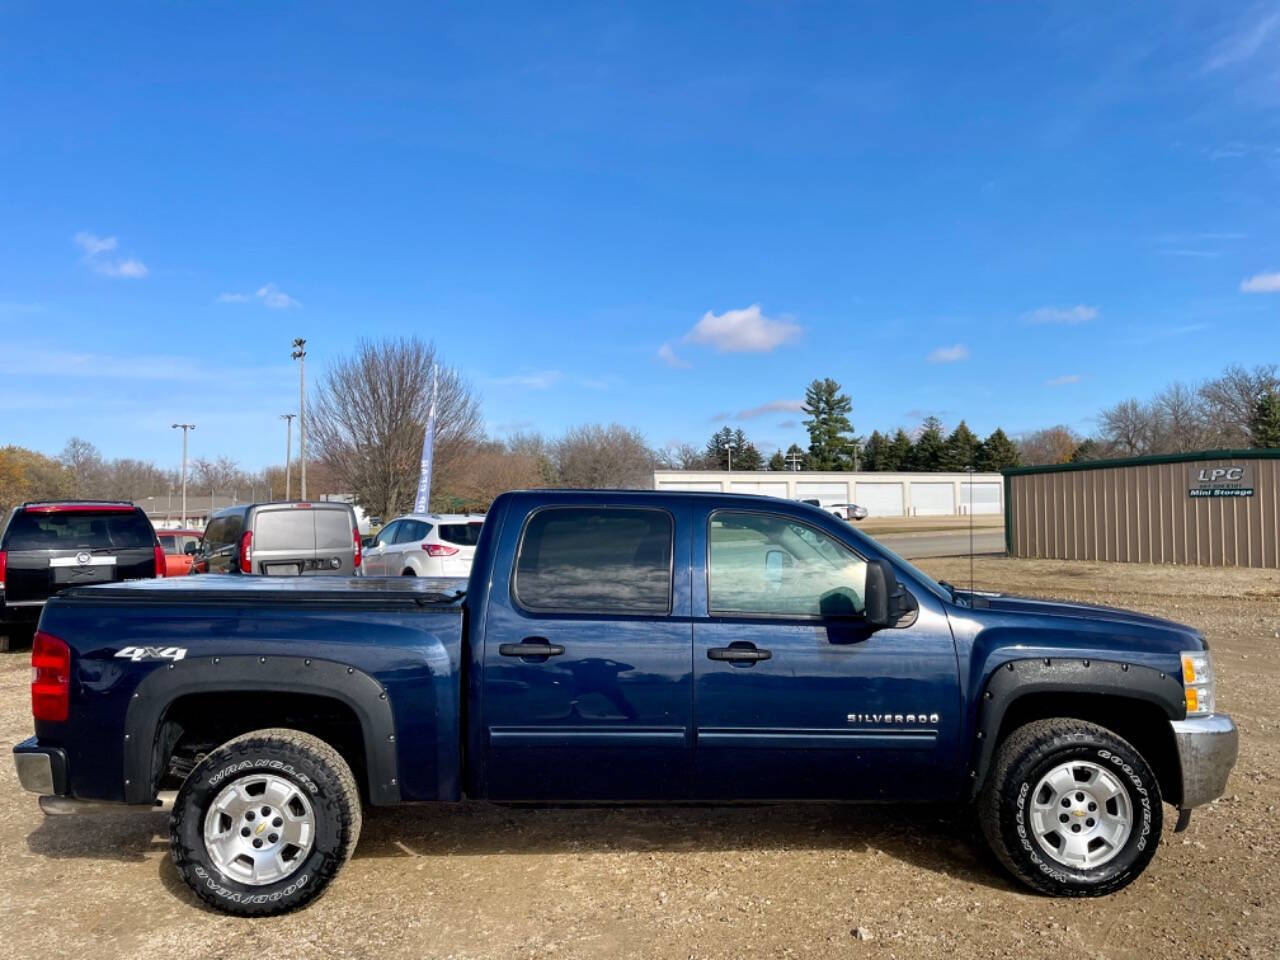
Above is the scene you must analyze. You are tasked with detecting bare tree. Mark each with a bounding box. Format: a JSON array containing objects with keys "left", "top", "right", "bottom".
[
  {"left": 308, "top": 337, "right": 483, "bottom": 520},
  {"left": 553, "top": 423, "right": 655, "bottom": 488},
  {"left": 1098, "top": 398, "right": 1155, "bottom": 455},
  {"left": 59, "top": 437, "right": 105, "bottom": 497},
  {"left": 1198, "top": 364, "right": 1279, "bottom": 447},
  {"left": 1151, "top": 382, "right": 1207, "bottom": 453},
  {"left": 656, "top": 442, "right": 713, "bottom": 470},
  {"left": 1017, "top": 425, "right": 1082, "bottom": 466},
  {"left": 191, "top": 455, "right": 247, "bottom": 497}
]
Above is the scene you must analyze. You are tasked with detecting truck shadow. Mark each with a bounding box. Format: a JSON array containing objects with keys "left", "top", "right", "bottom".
[{"left": 24, "top": 801, "right": 1018, "bottom": 897}]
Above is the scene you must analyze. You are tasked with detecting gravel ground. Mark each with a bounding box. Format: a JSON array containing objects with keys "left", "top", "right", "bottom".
[{"left": 1, "top": 557, "right": 1276, "bottom": 960}]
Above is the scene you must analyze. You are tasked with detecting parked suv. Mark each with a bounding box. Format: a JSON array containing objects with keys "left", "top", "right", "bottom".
[
  {"left": 190, "top": 501, "right": 361, "bottom": 577},
  {"left": 362, "top": 512, "right": 484, "bottom": 576},
  {"left": 0, "top": 501, "right": 163, "bottom": 646}
]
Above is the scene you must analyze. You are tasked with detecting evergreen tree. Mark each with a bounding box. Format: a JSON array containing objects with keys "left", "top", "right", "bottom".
[
  {"left": 861, "top": 430, "right": 891, "bottom": 472},
  {"left": 940, "top": 420, "right": 981, "bottom": 470},
  {"left": 910, "top": 416, "right": 946, "bottom": 470},
  {"left": 705, "top": 426, "right": 763, "bottom": 469},
  {"left": 975, "top": 428, "right": 1020, "bottom": 470},
  {"left": 766, "top": 450, "right": 786, "bottom": 471},
  {"left": 1250, "top": 391, "right": 1280, "bottom": 448},
  {"left": 802, "top": 378, "right": 856, "bottom": 470},
  {"left": 1069, "top": 438, "right": 1103, "bottom": 462},
  {"left": 885, "top": 428, "right": 913, "bottom": 471}
]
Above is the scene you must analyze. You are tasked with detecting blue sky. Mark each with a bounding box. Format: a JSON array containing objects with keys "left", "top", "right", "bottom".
[{"left": 1, "top": 1, "right": 1278, "bottom": 470}]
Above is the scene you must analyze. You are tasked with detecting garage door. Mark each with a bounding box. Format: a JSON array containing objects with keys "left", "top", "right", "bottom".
[
  {"left": 854, "top": 482, "right": 904, "bottom": 517},
  {"left": 730, "top": 481, "right": 789, "bottom": 498},
  {"left": 910, "top": 482, "right": 955, "bottom": 516},
  {"left": 959, "top": 482, "right": 1002, "bottom": 515},
  {"left": 795, "top": 482, "right": 850, "bottom": 505}
]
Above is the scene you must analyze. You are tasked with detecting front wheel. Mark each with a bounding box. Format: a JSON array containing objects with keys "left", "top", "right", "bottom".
[
  {"left": 979, "top": 718, "right": 1162, "bottom": 896},
  {"left": 169, "top": 728, "right": 362, "bottom": 916}
]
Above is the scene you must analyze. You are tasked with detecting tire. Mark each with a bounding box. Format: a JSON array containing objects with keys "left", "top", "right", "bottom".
[
  {"left": 170, "top": 728, "right": 362, "bottom": 916},
  {"left": 979, "top": 718, "right": 1162, "bottom": 897},
  {"left": 401, "top": 568, "right": 416, "bottom": 576}
]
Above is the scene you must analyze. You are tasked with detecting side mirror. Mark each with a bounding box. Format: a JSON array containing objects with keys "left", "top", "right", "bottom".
[
  {"left": 863, "top": 558, "right": 919, "bottom": 629},
  {"left": 184, "top": 542, "right": 199, "bottom": 555}
]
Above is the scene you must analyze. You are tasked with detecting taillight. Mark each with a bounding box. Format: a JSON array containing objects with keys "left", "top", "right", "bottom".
[
  {"left": 425, "top": 543, "right": 458, "bottom": 557},
  {"left": 0, "top": 549, "right": 7, "bottom": 591},
  {"left": 352, "top": 527, "right": 362, "bottom": 568},
  {"left": 239, "top": 530, "right": 253, "bottom": 574},
  {"left": 32, "top": 631, "right": 70, "bottom": 723},
  {"left": 153, "top": 543, "right": 166, "bottom": 578}
]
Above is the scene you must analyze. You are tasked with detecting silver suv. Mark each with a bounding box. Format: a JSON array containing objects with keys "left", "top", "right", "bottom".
[{"left": 191, "top": 501, "right": 362, "bottom": 577}]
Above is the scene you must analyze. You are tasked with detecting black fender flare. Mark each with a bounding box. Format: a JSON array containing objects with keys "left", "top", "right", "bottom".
[
  {"left": 123, "top": 655, "right": 401, "bottom": 805},
  {"left": 968, "top": 657, "right": 1185, "bottom": 798}
]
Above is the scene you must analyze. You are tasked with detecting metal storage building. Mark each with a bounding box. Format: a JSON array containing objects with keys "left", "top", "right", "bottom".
[
  {"left": 1004, "top": 449, "right": 1280, "bottom": 568},
  {"left": 652, "top": 470, "right": 1004, "bottom": 517}
]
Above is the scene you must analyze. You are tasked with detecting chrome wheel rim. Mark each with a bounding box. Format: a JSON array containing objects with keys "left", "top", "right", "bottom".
[
  {"left": 203, "top": 773, "right": 315, "bottom": 886},
  {"left": 1029, "top": 760, "right": 1132, "bottom": 869}
]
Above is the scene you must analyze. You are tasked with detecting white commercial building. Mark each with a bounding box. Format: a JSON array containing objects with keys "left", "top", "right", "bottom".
[{"left": 652, "top": 470, "right": 1004, "bottom": 518}]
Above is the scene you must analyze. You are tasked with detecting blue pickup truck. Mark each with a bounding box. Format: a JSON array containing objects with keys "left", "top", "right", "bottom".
[{"left": 12, "top": 490, "right": 1238, "bottom": 915}]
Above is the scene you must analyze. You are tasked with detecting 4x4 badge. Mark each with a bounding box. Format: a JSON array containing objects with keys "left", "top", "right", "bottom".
[{"left": 115, "top": 646, "right": 187, "bottom": 663}]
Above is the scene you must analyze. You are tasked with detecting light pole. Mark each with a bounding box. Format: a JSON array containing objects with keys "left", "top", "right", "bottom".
[
  {"left": 280, "top": 413, "right": 296, "bottom": 500},
  {"left": 725, "top": 441, "right": 736, "bottom": 473},
  {"left": 171, "top": 423, "right": 195, "bottom": 527},
  {"left": 291, "top": 338, "right": 307, "bottom": 500}
]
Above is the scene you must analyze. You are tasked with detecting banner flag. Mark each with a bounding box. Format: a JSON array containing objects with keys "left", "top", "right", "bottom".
[{"left": 412, "top": 364, "right": 438, "bottom": 515}]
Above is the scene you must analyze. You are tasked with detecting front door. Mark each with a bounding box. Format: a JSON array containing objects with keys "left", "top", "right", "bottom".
[
  {"left": 481, "top": 500, "right": 694, "bottom": 801},
  {"left": 692, "top": 506, "right": 961, "bottom": 802},
  {"left": 363, "top": 520, "right": 400, "bottom": 576}
]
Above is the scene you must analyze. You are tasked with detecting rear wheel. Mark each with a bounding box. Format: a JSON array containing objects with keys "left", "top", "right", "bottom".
[
  {"left": 401, "top": 568, "right": 416, "bottom": 576},
  {"left": 170, "top": 728, "right": 361, "bottom": 916},
  {"left": 979, "top": 718, "right": 1161, "bottom": 896}
]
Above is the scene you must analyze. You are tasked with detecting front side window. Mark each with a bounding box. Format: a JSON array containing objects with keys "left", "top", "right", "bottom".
[
  {"left": 373, "top": 520, "right": 401, "bottom": 547},
  {"left": 514, "top": 507, "right": 672, "bottom": 614},
  {"left": 708, "top": 511, "right": 867, "bottom": 618},
  {"left": 204, "top": 514, "right": 243, "bottom": 550}
]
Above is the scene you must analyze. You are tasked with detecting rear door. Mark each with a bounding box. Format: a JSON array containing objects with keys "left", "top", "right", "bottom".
[
  {"left": 252, "top": 506, "right": 316, "bottom": 575},
  {"left": 436, "top": 519, "right": 484, "bottom": 576},
  {"left": 2, "top": 507, "right": 157, "bottom": 602},
  {"left": 480, "top": 499, "right": 694, "bottom": 801},
  {"left": 391, "top": 518, "right": 431, "bottom": 573},
  {"left": 313, "top": 506, "right": 356, "bottom": 575}
]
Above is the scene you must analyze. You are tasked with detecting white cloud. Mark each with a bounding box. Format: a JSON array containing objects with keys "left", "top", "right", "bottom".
[
  {"left": 1022, "top": 304, "right": 1099, "bottom": 325},
  {"left": 218, "top": 283, "right": 301, "bottom": 308},
  {"left": 1203, "top": 11, "right": 1280, "bottom": 73},
  {"left": 492, "top": 370, "right": 563, "bottom": 389},
  {"left": 1241, "top": 271, "right": 1280, "bottom": 293},
  {"left": 926, "top": 343, "right": 970, "bottom": 364},
  {"left": 657, "top": 343, "right": 690, "bottom": 368},
  {"left": 683, "top": 304, "right": 802, "bottom": 353},
  {"left": 74, "top": 231, "right": 148, "bottom": 278},
  {"left": 733, "top": 400, "right": 805, "bottom": 420},
  {"left": 1046, "top": 374, "right": 1082, "bottom": 386}
]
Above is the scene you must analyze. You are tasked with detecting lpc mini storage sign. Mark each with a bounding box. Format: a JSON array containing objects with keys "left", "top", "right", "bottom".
[{"left": 1188, "top": 464, "right": 1255, "bottom": 498}]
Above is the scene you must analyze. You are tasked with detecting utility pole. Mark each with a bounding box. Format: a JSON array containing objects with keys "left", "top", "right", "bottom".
[
  {"left": 171, "top": 423, "right": 195, "bottom": 527},
  {"left": 291, "top": 338, "right": 307, "bottom": 500},
  {"left": 280, "top": 413, "right": 296, "bottom": 500},
  {"left": 785, "top": 451, "right": 804, "bottom": 472}
]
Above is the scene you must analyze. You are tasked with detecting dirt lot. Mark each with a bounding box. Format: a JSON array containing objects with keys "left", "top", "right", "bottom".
[{"left": 1, "top": 558, "right": 1276, "bottom": 960}]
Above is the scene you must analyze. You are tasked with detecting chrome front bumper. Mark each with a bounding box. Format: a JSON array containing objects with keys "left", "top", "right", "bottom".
[{"left": 1171, "top": 714, "right": 1239, "bottom": 809}]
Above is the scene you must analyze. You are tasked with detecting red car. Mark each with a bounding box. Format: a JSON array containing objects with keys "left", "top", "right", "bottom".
[{"left": 155, "top": 528, "right": 203, "bottom": 577}]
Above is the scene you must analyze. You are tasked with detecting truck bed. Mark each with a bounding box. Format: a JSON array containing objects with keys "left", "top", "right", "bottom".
[{"left": 54, "top": 574, "right": 470, "bottom": 606}]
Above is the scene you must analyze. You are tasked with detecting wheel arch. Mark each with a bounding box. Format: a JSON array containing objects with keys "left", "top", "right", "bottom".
[
  {"left": 969, "top": 658, "right": 1185, "bottom": 806},
  {"left": 124, "top": 656, "right": 401, "bottom": 806}
]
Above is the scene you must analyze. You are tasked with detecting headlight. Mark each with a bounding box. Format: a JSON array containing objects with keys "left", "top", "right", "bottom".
[{"left": 1181, "top": 650, "right": 1216, "bottom": 716}]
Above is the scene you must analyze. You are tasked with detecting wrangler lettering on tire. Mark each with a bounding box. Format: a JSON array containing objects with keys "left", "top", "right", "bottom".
[
  {"left": 169, "top": 728, "right": 362, "bottom": 917},
  {"left": 979, "top": 718, "right": 1162, "bottom": 897}
]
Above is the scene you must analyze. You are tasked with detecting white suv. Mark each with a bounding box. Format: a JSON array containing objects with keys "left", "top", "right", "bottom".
[{"left": 362, "top": 513, "right": 484, "bottom": 577}]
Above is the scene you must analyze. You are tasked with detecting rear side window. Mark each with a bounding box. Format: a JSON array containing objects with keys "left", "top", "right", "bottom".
[
  {"left": 514, "top": 507, "right": 672, "bottom": 614},
  {"left": 4, "top": 510, "right": 155, "bottom": 551},
  {"left": 254, "top": 509, "right": 314, "bottom": 552},
  {"left": 395, "top": 519, "right": 430, "bottom": 543},
  {"left": 204, "top": 515, "right": 243, "bottom": 549},
  {"left": 315, "top": 508, "right": 353, "bottom": 550},
  {"left": 439, "top": 522, "right": 483, "bottom": 546}
]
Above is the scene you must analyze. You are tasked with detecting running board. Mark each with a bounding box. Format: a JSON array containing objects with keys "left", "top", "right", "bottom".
[{"left": 39, "top": 791, "right": 176, "bottom": 816}]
